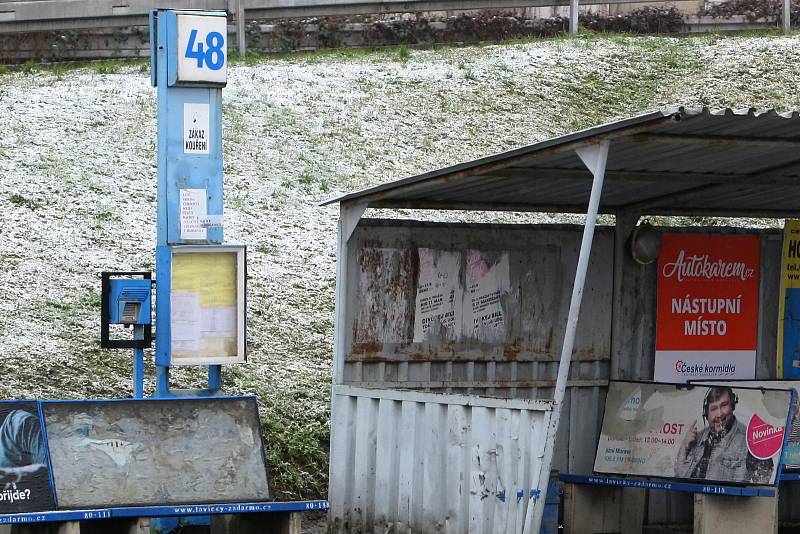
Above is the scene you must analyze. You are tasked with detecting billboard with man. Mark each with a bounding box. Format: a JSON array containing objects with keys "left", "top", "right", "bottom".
[{"left": 595, "top": 381, "right": 793, "bottom": 485}]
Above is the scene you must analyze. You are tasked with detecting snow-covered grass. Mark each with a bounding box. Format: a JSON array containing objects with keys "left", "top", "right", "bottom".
[{"left": 1, "top": 32, "right": 799, "bottom": 498}]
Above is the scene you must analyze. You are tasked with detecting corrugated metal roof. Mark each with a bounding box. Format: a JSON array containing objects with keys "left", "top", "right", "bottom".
[{"left": 323, "top": 107, "right": 800, "bottom": 217}]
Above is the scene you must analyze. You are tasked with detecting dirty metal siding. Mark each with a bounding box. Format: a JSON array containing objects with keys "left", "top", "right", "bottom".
[
  {"left": 328, "top": 385, "right": 554, "bottom": 534},
  {"left": 342, "top": 219, "right": 613, "bottom": 478},
  {"left": 340, "top": 219, "right": 790, "bottom": 529}
]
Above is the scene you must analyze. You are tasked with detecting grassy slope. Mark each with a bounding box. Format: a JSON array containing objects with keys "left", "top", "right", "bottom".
[{"left": 1, "top": 32, "right": 799, "bottom": 499}]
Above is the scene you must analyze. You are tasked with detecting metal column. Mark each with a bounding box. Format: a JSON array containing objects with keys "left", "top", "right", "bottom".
[{"left": 527, "top": 140, "right": 610, "bottom": 534}]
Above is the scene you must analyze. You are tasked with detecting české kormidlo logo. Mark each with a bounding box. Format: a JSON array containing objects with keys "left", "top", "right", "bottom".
[{"left": 673, "top": 360, "right": 736, "bottom": 376}]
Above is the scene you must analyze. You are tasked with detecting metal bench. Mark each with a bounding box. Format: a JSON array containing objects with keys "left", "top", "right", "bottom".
[
  {"left": 0, "top": 500, "right": 328, "bottom": 534},
  {"left": 559, "top": 473, "right": 779, "bottom": 534}
]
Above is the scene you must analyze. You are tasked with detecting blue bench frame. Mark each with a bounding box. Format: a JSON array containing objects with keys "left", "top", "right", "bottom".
[
  {"left": 560, "top": 474, "right": 777, "bottom": 497},
  {"left": 0, "top": 500, "right": 329, "bottom": 525}
]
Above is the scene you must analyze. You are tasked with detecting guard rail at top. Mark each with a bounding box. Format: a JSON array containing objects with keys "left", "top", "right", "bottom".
[{"left": 0, "top": 0, "right": 666, "bottom": 34}]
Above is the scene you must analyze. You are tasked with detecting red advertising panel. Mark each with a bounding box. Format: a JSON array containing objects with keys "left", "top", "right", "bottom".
[{"left": 654, "top": 234, "right": 760, "bottom": 382}]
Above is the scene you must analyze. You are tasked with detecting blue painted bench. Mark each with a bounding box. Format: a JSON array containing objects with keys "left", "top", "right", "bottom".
[
  {"left": 559, "top": 473, "right": 782, "bottom": 534},
  {"left": 560, "top": 473, "right": 777, "bottom": 497},
  {"left": 0, "top": 500, "right": 328, "bottom": 533}
]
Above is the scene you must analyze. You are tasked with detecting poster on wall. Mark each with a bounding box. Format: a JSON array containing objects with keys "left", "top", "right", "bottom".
[
  {"left": 413, "top": 249, "right": 462, "bottom": 342},
  {"left": 0, "top": 401, "right": 55, "bottom": 513},
  {"left": 654, "top": 234, "right": 760, "bottom": 383},
  {"left": 594, "top": 381, "right": 792, "bottom": 486},
  {"left": 778, "top": 220, "right": 800, "bottom": 379},
  {"left": 464, "top": 250, "right": 510, "bottom": 339},
  {"left": 689, "top": 380, "right": 800, "bottom": 470}
]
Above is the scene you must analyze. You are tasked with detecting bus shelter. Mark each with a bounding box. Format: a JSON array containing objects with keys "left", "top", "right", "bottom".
[{"left": 323, "top": 107, "right": 800, "bottom": 533}]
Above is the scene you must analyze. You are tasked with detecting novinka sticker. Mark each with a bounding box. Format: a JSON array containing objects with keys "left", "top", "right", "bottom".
[{"left": 747, "top": 414, "right": 785, "bottom": 460}]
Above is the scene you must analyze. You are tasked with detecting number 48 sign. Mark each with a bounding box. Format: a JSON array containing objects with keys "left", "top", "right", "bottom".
[{"left": 176, "top": 14, "right": 227, "bottom": 85}]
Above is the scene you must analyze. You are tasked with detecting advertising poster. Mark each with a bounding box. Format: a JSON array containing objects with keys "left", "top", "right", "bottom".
[
  {"left": 778, "top": 220, "right": 800, "bottom": 379},
  {"left": 594, "top": 381, "right": 792, "bottom": 485},
  {"left": 654, "top": 234, "right": 760, "bottom": 383},
  {"left": 413, "top": 249, "right": 462, "bottom": 342},
  {"left": 43, "top": 397, "right": 270, "bottom": 508},
  {"left": 0, "top": 401, "right": 55, "bottom": 513},
  {"left": 690, "top": 380, "right": 800, "bottom": 469}
]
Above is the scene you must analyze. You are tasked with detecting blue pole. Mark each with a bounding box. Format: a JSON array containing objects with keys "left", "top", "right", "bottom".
[
  {"left": 208, "top": 365, "right": 222, "bottom": 391},
  {"left": 156, "top": 366, "right": 171, "bottom": 398},
  {"left": 134, "top": 349, "right": 145, "bottom": 399},
  {"left": 133, "top": 326, "right": 145, "bottom": 398},
  {"left": 150, "top": 9, "right": 234, "bottom": 398}
]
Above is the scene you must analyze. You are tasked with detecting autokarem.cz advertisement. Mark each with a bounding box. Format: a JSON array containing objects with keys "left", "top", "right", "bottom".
[{"left": 654, "top": 234, "right": 760, "bottom": 383}]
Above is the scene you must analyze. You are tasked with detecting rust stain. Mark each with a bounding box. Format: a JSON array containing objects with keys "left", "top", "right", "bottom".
[
  {"left": 350, "top": 341, "right": 382, "bottom": 357},
  {"left": 544, "top": 328, "right": 554, "bottom": 352},
  {"left": 502, "top": 338, "right": 522, "bottom": 360}
]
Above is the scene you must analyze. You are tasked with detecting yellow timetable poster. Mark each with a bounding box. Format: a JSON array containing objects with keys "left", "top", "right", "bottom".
[
  {"left": 778, "top": 220, "right": 800, "bottom": 378},
  {"left": 171, "top": 250, "right": 241, "bottom": 363}
]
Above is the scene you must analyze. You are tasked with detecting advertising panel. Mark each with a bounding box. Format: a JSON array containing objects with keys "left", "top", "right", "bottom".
[
  {"left": 594, "top": 381, "right": 792, "bottom": 486},
  {"left": 690, "top": 380, "right": 800, "bottom": 470},
  {"left": 413, "top": 249, "right": 462, "bottom": 342},
  {"left": 43, "top": 397, "right": 270, "bottom": 508},
  {"left": 654, "top": 234, "right": 760, "bottom": 382},
  {"left": 0, "top": 401, "right": 55, "bottom": 513},
  {"left": 778, "top": 220, "right": 800, "bottom": 379}
]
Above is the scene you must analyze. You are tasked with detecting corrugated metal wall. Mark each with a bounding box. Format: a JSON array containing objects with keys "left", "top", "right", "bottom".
[
  {"left": 329, "top": 386, "right": 553, "bottom": 534},
  {"left": 344, "top": 219, "right": 613, "bottom": 478},
  {"left": 343, "top": 219, "right": 789, "bottom": 528}
]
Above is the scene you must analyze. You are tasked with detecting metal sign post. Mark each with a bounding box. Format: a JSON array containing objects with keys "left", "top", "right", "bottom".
[{"left": 149, "top": 9, "right": 246, "bottom": 398}]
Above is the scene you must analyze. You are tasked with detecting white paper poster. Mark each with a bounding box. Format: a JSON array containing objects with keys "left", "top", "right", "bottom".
[
  {"left": 184, "top": 103, "right": 210, "bottom": 154},
  {"left": 180, "top": 188, "right": 207, "bottom": 240},
  {"left": 171, "top": 291, "right": 201, "bottom": 352},
  {"left": 201, "top": 306, "right": 237, "bottom": 337},
  {"left": 413, "top": 249, "right": 462, "bottom": 342},
  {"left": 465, "top": 250, "right": 510, "bottom": 337}
]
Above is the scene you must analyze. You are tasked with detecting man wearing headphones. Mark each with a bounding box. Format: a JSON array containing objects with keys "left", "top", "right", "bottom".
[{"left": 674, "top": 386, "right": 773, "bottom": 483}]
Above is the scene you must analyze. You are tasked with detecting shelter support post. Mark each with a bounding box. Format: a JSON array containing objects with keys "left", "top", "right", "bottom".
[
  {"left": 527, "top": 141, "right": 610, "bottom": 534},
  {"left": 332, "top": 201, "right": 367, "bottom": 386},
  {"left": 328, "top": 200, "right": 367, "bottom": 525},
  {"left": 610, "top": 210, "right": 641, "bottom": 380},
  {"left": 694, "top": 493, "right": 778, "bottom": 534},
  {"left": 563, "top": 483, "right": 645, "bottom": 534}
]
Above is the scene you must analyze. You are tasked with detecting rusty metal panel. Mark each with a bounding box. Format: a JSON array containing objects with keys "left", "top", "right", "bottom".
[
  {"left": 341, "top": 219, "right": 613, "bottom": 483},
  {"left": 328, "top": 386, "right": 554, "bottom": 534},
  {"left": 344, "top": 220, "right": 613, "bottom": 393}
]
